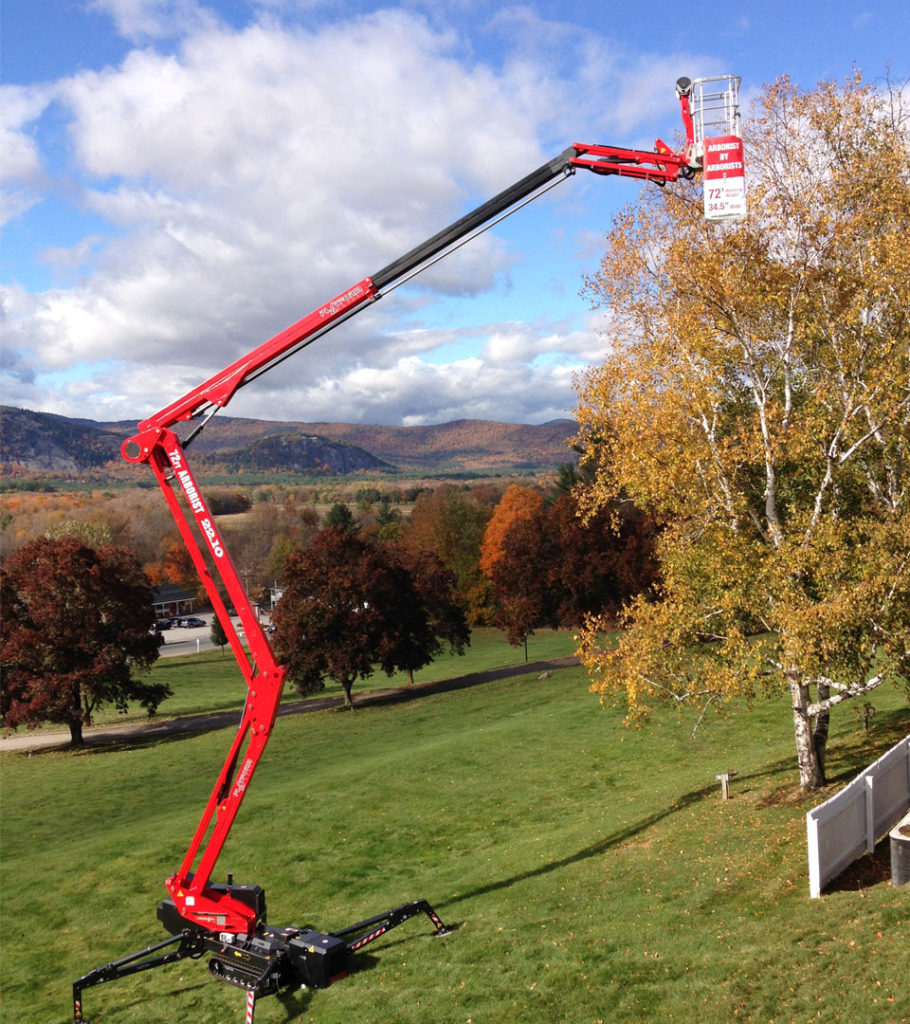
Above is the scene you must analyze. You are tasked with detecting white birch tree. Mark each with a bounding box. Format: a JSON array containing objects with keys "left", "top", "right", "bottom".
[{"left": 575, "top": 74, "right": 910, "bottom": 789}]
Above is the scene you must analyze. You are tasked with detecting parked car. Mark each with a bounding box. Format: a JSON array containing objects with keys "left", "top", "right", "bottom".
[
  {"left": 176, "top": 616, "right": 206, "bottom": 628},
  {"left": 155, "top": 619, "right": 172, "bottom": 631}
]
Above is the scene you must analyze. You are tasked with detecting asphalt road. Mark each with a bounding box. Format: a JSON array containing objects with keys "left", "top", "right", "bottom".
[{"left": 0, "top": 656, "right": 580, "bottom": 752}]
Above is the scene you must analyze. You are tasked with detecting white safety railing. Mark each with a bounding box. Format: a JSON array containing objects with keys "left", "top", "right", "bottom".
[
  {"left": 688, "top": 75, "right": 742, "bottom": 159},
  {"left": 806, "top": 735, "right": 910, "bottom": 897}
]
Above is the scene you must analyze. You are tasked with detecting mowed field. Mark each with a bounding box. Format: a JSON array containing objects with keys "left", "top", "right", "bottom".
[{"left": 1, "top": 655, "right": 908, "bottom": 1024}]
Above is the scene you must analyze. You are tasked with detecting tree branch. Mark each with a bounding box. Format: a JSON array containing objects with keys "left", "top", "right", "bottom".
[
  {"left": 690, "top": 693, "right": 719, "bottom": 740},
  {"left": 805, "top": 673, "right": 886, "bottom": 717}
]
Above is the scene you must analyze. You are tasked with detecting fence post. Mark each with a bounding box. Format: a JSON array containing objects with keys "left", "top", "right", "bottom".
[
  {"left": 865, "top": 776, "right": 876, "bottom": 854},
  {"left": 807, "top": 812, "right": 821, "bottom": 898}
]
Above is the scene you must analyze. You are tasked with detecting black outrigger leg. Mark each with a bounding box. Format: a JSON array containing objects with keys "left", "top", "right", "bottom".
[
  {"left": 72, "top": 895, "right": 454, "bottom": 1022},
  {"left": 72, "top": 930, "right": 204, "bottom": 1023},
  {"left": 334, "top": 898, "right": 456, "bottom": 954}
]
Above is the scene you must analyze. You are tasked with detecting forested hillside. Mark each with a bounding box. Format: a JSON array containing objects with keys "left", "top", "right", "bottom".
[{"left": 0, "top": 407, "right": 576, "bottom": 480}]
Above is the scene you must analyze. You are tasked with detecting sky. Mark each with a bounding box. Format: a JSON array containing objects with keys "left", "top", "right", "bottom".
[{"left": 2, "top": 0, "right": 908, "bottom": 428}]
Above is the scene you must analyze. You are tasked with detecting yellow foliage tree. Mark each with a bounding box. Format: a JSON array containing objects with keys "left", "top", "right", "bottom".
[{"left": 575, "top": 74, "right": 910, "bottom": 790}]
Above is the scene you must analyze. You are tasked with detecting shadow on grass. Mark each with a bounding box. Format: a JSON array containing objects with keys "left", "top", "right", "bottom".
[
  {"left": 274, "top": 985, "right": 314, "bottom": 1021},
  {"left": 443, "top": 743, "right": 849, "bottom": 914},
  {"left": 75, "top": 977, "right": 210, "bottom": 1023},
  {"left": 443, "top": 780, "right": 719, "bottom": 910},
  {"left": 27, "top": 720, "right": 242, "bottom": 758},
  {"left": 823, "top": 835, "right": 895, "bottom": 895},
  {"left": 78, "top": 972, "right": 317, "bottom": 1024},
  {"left": 823, "top": 709, "right": 910, "bottom": 787},
  {"left": 748, "top": 709, "right": 910, "bottom": 808},
  {"left": 11, "top": 713, "right": 247, "bottom": 758}
]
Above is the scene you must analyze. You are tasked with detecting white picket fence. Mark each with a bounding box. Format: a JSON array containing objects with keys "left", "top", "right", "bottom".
[{"left": 806, "top": 734, "right": 910, "bottom": 898}]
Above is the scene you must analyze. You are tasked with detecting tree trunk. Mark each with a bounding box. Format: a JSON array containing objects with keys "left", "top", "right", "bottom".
[
  {"left": 69, "top": 684, "right": 85, "bottom": 745},
  {"left": 341, "top": 678, "right": 354, "bottom": 708},
  {"left": 812, "top": 681, "right": 831, "bottom": 786},
  {"left": 790, "top": 678, "right": 824, "bottom": 790}
]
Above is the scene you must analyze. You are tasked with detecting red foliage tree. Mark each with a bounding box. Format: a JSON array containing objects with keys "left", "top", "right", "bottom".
[
  {"left": 378, "top": 544, "right": 470, "bottom": 684},
  {"left": 272, "top": 527, "right": 468, "bottom": 705},
  {"left": 142, "top": 536, "right": 200, "bottom": 593},
  {"left": 162, "top": 537, "right": 198, "bottom": 591},
  {"left": 1, "top": 537, "right": 167, "bottom": 744},
  {"left": 483, "top": 481, "right": 660, "bottom": 644},
  {"left": 271, "top": 528, "right": 392, "bottom": 705},
  {"left": 484, "top": 509, "right": 554, "bottom": 645},
  {"left": 546, "top": 492, "right": 660, "bottom": 627}
]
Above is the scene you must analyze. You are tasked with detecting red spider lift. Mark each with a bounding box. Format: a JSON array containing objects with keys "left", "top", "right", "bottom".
[{"left": 71, "top": 74, "right": 740, "bottom": 1023}]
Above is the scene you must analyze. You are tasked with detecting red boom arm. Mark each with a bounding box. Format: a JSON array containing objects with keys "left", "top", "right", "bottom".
[{"left": 122, "top": 82, "right": 699, "bottom": 935}]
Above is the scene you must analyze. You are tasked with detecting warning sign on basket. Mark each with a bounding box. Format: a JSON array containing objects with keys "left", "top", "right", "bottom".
[{"left": 703, "top": 135, "right": 746, "bottom": 222}]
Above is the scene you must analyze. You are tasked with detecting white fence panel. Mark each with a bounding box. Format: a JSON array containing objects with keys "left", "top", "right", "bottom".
[{"left": 806, "top": 735, "right": 910, "bottom": 898}]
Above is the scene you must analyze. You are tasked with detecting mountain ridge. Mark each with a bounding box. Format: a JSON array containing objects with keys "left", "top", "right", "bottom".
[{"left": 0, "top": 406, "right": 577, "bottom": 478}]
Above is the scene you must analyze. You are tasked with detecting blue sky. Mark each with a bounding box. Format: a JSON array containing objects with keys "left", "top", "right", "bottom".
[{"left": 2, "top": 0, "right": 908, "bottom": 426}]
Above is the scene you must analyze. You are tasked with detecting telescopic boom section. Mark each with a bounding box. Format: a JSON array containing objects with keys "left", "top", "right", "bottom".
[{"left": 120, "top": 81, "right": 698, "bottom": 937}]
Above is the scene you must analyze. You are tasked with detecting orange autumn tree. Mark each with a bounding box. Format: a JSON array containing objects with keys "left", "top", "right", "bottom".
[
  {"left": 575, "top": 74, "right": 910, "bottom": 790},
  {"left": 479, "top": 485, "right": 548, "bottom": 644},
  {"left": 479, "top": 485, "right": 543, "bottom": 578}
]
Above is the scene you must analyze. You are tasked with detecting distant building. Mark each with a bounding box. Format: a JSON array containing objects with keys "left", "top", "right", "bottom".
[{"left": 152, "top": 584, "right": 195, "bottom": 619}]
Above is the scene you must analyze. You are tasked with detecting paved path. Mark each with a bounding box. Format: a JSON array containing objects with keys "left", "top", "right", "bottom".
[{"left": 0, "top": 656, "right": 579, "bottom": 752}]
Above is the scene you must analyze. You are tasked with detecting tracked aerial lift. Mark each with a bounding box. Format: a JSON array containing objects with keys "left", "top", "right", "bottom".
[{"left": 72, "top": 74, "right": 742, "bottom": 1023}]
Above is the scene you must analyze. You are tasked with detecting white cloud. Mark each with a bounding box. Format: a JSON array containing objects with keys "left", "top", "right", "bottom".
[
  {"left": 2, "top": 6, "right": 706, "bottom": 425},
  {"left": 0, "top": 83, "right": 55, "bottom": 226},
  {"left": 87, "top": 0, "right": 217, "bottom": 43},
  {"left": 481, "top": 317, "right": 602, "bottom": 365},
  {"left": 226, "top": 351, "right": 581, "bottom": 426},
  {"left": 0, "top": 84, "right": 53, "bottom": 182}
]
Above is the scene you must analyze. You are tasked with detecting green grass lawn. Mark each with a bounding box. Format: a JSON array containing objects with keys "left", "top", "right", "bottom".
[{"left": 1, "top": 664, "right": 908, "bottom": 1023}]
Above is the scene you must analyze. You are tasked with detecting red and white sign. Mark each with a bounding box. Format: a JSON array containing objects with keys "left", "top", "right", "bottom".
[{"left": 703, "top": 134, "right": 746, "bottom": 221}]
